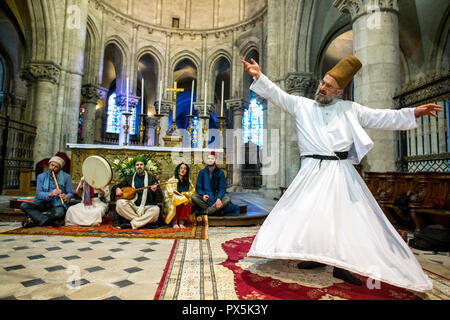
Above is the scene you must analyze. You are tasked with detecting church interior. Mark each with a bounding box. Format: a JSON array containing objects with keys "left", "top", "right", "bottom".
[{"left": 0, "top": 0, "right": 449, "bottom": 301}]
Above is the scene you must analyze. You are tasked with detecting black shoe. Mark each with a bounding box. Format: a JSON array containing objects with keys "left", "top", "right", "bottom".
[
  {"left": 22, "top": 217, "right": 36, "bottom": 228},
  {"left": 119, "top": 222, "right": 132, "bottom": 229},
  {"left": 333, "top": 267, "right": 363, "bottom": 286},
  {"left": 297, "top": 261, "right": 327, "bottom": 269}
]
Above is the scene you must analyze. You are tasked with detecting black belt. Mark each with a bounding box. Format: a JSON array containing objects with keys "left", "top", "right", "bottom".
[
  {"left": 304, "top": 152, "right": 348, "bottom": 168},
  {"left": 304, "top": 152, "right": 348, "bottom": 160}
]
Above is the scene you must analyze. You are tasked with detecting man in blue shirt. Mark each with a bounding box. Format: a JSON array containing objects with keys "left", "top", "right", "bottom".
[
  {"left": 21, "top": 156, "right": 73, "bottom": 228},
  {"left": 191, "top": 152, "right": 231, "bottom": 216}
]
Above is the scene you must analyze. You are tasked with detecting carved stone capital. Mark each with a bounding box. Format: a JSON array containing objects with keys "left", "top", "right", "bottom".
[
  {"left": 153, "top": 100, "right": 172, "bottom": 115},
  {"left": 334, "top": 0, "right": 399, "bottom": 20},
  {"left": 193, "top": 102, "right": 214, "bottom": 117},
  {"left": 285, "top": 72, "right": 313, "bottom": 95},
  {"left": 22, "top": 62, "right": 61, "bottom": 85},
  {"left": 116, "top": 94, "right": 140, "bottom": 111},
  {"left": 225, "top": 99, "right": 248, "bottom": 116},
  {"left": 81, "top": 84, "right": 100, "bottom": 104}
]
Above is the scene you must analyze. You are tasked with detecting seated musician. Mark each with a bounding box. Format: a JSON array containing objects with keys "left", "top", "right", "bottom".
[
  {"left": 163, "top": 163, "right": 195, "bottom": 230},
  {"left": 64, "top": 177, "right": 110, "bottom": 227},
  {"left": 110, "top": 155, "right": 163, "bottom": 229},
  {"left": 21, "top": 156, "right": 73, "bottom": 228}
]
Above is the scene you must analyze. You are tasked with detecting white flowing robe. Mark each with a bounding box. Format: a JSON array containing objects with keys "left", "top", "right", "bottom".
[
  {"left": 247, "top": 74, "right": 433, "bottom": 292},
  {"left": 65, "top": 182, "right": 110, "bottom": 227}
]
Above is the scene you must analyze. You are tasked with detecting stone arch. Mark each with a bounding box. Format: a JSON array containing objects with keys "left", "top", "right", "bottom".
[
  {"left": 313, "top": 23, "right": 352, "bottom": 81},
  {"left": 27, "top": 0, "right": 58, "bottom": 61},
  {"left": 170, "top": 50, "right": 201, "bottom": 76},
  {"left": 83, "top": 15, "right": 101, "bottom": 84},
  {"left": 431, "top": 5, "right": 450, "bottom": 74},
  {"left": 207, "top": 49, "right": 232, "bottom": 79},
  {"left": 168, "top": 50, "right": 201, "bottom": 98},
  {"left": 209, "top": 52, "right": 231, "bottom": 117},
  {"left": 135, "top": 45, "right": 165, "bottom": 79},
  {"left": 102, "top": 36, "right": 129, "bottom": 93}
]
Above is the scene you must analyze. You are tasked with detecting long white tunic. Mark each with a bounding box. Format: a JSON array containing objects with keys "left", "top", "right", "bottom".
[{"left": 247, "top": 74, "right": 433, "bottom": 292}]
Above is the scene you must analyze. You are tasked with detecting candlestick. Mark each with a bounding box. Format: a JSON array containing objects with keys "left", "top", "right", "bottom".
[
  {"left": 141, "top": 78, "right": 144, "bottom": 114},
  {"left": 126, "top": 77, "right": 129, "bottom": 113},
  {"left": 122, "top": 111, "right": 132, "bottom": 146},
  {"left": 158, "top": 80, "right": 162, "bottom": 114},
  {"left": 216, "top": 116, "right": 226, "bottom": 149},
  {"left": 138, "top": 113, "right": 146, "bottom": 146},
  {"left": 190, "top": 80, "right": 194, "bottom": 115},
  {"left": 154, "top": 114, "right": 164, "bottom": 146},
  {"left": 221, "top": 81, "right": 224, "bottom": 117},
  {"left": 186, "top": 114, "right": 196, "bottom": 148},
  {"left": 204, "top": 82, "right": 207, "bottom": 116},
  {"left": 200, "top": 114, "right": 210, "bottom": 149}
]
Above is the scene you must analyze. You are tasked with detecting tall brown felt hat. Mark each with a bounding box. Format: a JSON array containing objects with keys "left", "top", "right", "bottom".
[{"left": 326, "top": 55, "right": 362, "bottom": 89}]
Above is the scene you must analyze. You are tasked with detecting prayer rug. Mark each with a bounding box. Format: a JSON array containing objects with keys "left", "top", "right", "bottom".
[
  {"left": 0, "top": 215, "right": 208, "bottom": 240},
  {"left": 155, "top": 229, "right": 450, "bottom": 300}
]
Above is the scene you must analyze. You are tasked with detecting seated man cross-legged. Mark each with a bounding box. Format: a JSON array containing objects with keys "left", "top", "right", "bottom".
[
  {"left": 191, "top": 152, "right": 231, "bottom": 217},
  {"left": 111, "top": 155, "right": 163, "bottom": 230},
  {"left": 21, "top": 155, "right": 73, "bottom": 228}
]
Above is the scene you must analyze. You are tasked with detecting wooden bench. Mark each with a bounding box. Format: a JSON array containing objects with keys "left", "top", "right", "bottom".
[{"left": 364, "top": 172, "right": 450, "bottom": 232}]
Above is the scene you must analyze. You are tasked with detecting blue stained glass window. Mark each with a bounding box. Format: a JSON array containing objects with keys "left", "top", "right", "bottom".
[
  {"left": 242, "top": 94, "right": 264, "bottom": 147},
  {"left": 78, "top": 103, "right": 85, "bottom": 140},
  {"left": 191, "top": 116, "right": 199, "bottom": 148},
  {"left": 106, "top": 92, "right": 121, "bottom": 134},
  {"left": 129, "top": 105, "right": 137, "bottom": 135}
]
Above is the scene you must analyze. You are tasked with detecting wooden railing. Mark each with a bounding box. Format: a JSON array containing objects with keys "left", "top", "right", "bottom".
[{"left": 0, "top": 114, "right": 36, "bottom": 192}]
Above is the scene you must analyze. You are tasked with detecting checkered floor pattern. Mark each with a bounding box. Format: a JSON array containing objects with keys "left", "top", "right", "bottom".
[{"left": 0, "top": 223, "right": 174, "bottom": 300}]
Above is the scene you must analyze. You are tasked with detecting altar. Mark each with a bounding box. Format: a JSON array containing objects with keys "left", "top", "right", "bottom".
[{"left": 67, "top": 144, "right": 226, "bottom": 185}]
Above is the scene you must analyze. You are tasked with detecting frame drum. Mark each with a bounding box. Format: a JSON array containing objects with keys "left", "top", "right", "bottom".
[{"left": 82, "top": 156, "right": 113, "bottom": 188}]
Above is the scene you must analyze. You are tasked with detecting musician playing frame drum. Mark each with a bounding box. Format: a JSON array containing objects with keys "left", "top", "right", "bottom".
[
  {"left": 65, "top": 156, "right": 112, "bottom": 227},
  {"left": 110, "top": 155, "right": 163, "bottom": 229}
]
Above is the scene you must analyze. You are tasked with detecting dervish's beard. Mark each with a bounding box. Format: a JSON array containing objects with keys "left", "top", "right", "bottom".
[
  {"left": 136, "top": 168, "right": 145, "bottom": 176},
  {"left": 314, "top": 86, "right": 336, "bottom": 106}
]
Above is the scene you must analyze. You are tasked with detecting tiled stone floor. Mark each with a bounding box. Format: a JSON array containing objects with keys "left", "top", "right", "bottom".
[{"left": 0, "top": 222, "right": 174, "bottom": 300}]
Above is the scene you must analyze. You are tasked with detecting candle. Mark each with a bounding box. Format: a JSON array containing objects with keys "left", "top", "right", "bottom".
[
  {"left": 158, "top": 80, "right": 162, "bottom": 114},
  {"left": 126, "top": 77, "right": 129, "bottom": 113},
  {"left": 141, "top": 78, "right": 144, "bottom": 114},
  {"left": 221, "top": 81, "right": 224, "bottom": 117},
  {"left": 190, "top": 80, "right": 194, "bottom": 116},
  {"left": 204, "top": 81, "right": 207, "bottom": 116}
]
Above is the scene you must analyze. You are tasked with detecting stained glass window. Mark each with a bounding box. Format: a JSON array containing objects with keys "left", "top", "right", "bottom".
[
  {"left": 129, "top": 105, "right": 137, "bottom": 135},
  {"left": 78, "top": 103, "right": 85, "bottom": 140},
  {"left": 242, "top": 93, "right": 264, "bottom": 147},
  {"left": 106, "top": 92, "right": 121, "bottom": 134},
  {"left": 191, "top": 116, "right": 199, "bottom": 148}
]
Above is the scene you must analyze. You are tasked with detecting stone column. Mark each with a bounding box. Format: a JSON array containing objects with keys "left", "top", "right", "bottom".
[
  {"left": 94, "top": 86, "right": 108, "bottom": 144},
  {"left": 285, "top": 72, "right": 313, "bottom": 185},
  {"left": 226, "top": 99, "right": 247, "bottom": 192},
  {"left": 80, "top": 84, "right": 101, "bottom": 144},
  {"left": 334, "top": 0, "right": 400, "bottom": 172},
  {"left": 22, "top": 62, "right": 61, "bottom": 164}
]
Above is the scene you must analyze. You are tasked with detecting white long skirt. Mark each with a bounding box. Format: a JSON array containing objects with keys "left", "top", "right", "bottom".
[
  {"left": 65, "top": 199, "right": 108, "bottom": 227},
  {"left": 248, "top": 158, "right": 433, "bottom": 292}
]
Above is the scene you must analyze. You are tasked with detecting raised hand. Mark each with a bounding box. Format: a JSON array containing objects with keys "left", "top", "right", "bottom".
[
  {"left": 242, "top": 58, "right": 261, "bottom": 80},
  {"left": 414, "top": 103, "right": 443, "bottom": 118}
]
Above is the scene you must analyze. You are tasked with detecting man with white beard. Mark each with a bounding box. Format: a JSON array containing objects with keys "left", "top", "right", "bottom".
[{"left": 241, "top": 55, "right": 441, "bottom": 292}]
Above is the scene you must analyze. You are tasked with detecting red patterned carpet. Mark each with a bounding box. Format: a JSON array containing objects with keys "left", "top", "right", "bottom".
[
  {"left": 220, "top": 236, "right": 422, "bottom": 300},
  {"left": 0, "top": 216, "right": 208, "bottom": 240},
  {"left": 156, "top": 229, "right": 449, "bottom": 300}
]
